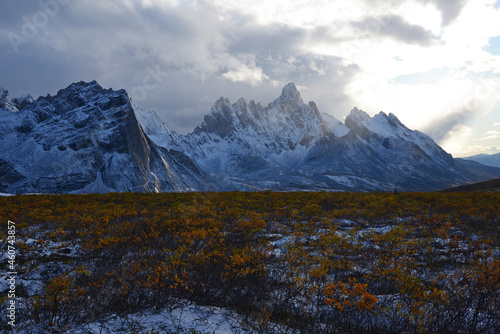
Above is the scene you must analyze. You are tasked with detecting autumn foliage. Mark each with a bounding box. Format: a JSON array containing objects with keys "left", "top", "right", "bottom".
[{"left": 0, "top": 191, "right": 499, "bottom": 333}]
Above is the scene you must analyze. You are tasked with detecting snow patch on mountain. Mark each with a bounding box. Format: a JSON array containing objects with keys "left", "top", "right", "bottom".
[
  {"left": 0, "top": 88, "right": 19, "bottom": 112},
  {"left": 13, "top": 94, "right": 35, "bottom": 110},
  {"left": 321, "top": 112, "right": 350, "bottom": 138},
  {"left": 133, "top": 104, "right": 181, "bottom": 149}
]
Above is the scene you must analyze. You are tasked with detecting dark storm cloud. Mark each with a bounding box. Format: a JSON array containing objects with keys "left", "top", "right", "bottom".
[
  {"left": 0, "top": 0, "right": 96, "bottom": 97},
  {"left": 0, "top": 0, "right": 359, "bottom": 134},
  {"left": 352, "top": 14, "right": 440, "bottom": 46},
  {"left": 359, "top": 0, "right": 470, "bottom": 27},
  {"left": 0, "top": 1, "right": 221, "bottom": 92},
  {"left": 0, "top": 0, "right": 44, "bottom": 27},
  {"left": 0, "top": 42, "right": 101, "bottom": 99},
  {"left": 146, "top": 55, "right": 358, "bottom": 134},
  {"left": 225, "top": 22, "right": 348, "bottom": 65},
  {"left": 227, "top": 24, "right": 306, "bottom": 55}
]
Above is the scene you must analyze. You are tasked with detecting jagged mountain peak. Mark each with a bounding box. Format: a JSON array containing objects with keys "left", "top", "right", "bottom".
[
  {"left": 215, "top": 96, "right": 230, "bottom": 105},
  {"left": 0, "top": 88, "right": 18, "bottom": 112},
  {"left": 28, "top": 81, "right": 130, "bottom": 117},
  {"left": 180, "top": 83, "right": 335, "bottom": 172},
  {"left": 234, "top": 97, "right": 247, "bottom": 109},
  {"left": 376, "top": 112, "right": 407, "bottom": 130},
  {"left": 281, "top": 82, "right": 301, "bottom": 100},
  {"left": 1, "top": 87, "right": 35, "bottom": 112},
  {"left": 371, "top": 111, "right": 408, "bottom": 132},
  {"left": 12, "top": 94, "right": 34, "bottom": 111},
  {"left": 342, "top": 105, "right": 455, "bottom": 170},
  {"left": 48, "top": 80, "right": 131, "bottom": 110},
  {"left": 54, "top": 80, "right": 110, "bottom": 100},
  {"left": 193, "top": 83, "right": 326, "bottom": 140},
  {"left": 269, "top": 82, "right": 304, "bottom": 113},
  {"left": 347, "top": 107, "right": 370, "bottom": 122},
  {"left": 68, "top": 80, "right": 100, "bottom": 89},
  {"left": 345, "top": 108, "right": 411, "bottom": 138}
]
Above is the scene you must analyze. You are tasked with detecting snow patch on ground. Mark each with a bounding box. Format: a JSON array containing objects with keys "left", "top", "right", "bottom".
[{"left": 71, "top": 304, "right": 248, "bottom": 334}]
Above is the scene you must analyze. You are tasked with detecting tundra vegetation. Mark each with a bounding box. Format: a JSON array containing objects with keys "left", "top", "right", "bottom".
[{"left": 1, "top": 191, "right": 499, "bottom": 333}]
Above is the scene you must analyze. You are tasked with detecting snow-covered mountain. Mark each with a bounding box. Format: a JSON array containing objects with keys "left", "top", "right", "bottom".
[
  {"left": 301, "top": 107, "right": 460, "bottom": 191},
  {"left": 139, "top": 83, "right": 500, "bottom": 191},
  {"left": 0, "top": 81, "right": 210, "bottom": 193},
  {"left": 1, "top": 81, "right": 499, "bottom": 193}
]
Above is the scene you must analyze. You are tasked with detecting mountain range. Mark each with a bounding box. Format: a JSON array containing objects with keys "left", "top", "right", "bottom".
[
  {"left": 462, "top": 153, "right": 500, "bottom": 168},
  {"left": 1, "top": 81, "right": 499, "bottom": 194}
]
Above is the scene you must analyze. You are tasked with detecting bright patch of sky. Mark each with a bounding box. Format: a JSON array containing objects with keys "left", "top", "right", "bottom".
[{"left": 484, "top": 36, "right": 500, "bottom": 55}]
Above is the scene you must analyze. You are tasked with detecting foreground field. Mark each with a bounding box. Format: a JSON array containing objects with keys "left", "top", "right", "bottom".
[{"left": 1, "top": 191, "right": 499, "bottom": 333}]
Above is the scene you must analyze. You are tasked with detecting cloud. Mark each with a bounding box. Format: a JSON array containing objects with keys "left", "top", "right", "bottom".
[
  {"left": 351, "top": 14, "right": 440, "bottom": 46},
  {"left": 486, "top": 130, "right": 500, "bottom": 135},
  {"left": 439, "top": 124, "right": 473, "bottom": 155},
  {"left": 421, "top": 107, "right": 475, "bottom": 144},
  {"left": 0, "top": 0, "right": 363, "bottom": 134},
  {"left": 476, "top": 135, "right": 500, "bottom": 140},
  {"left": 221, "top": 57, "right": 269, "bottom": 86},
  {"left": 0, "top": 0, "right": 498, "bottom": 146},
  {"left": 416, "top": 0, "right": 471, "bottom": 26},
  {"left": 474, "top": 130, "right": 500, "bottom": 141},
  {"left": 420, "top": 73, "right": 500, "bottom": 145},
  {"left": 455, "top": 145, "right": 500, "bottom": 157},
  {"left": 226, "top": 22, "right": 308, "bottom": 55}
]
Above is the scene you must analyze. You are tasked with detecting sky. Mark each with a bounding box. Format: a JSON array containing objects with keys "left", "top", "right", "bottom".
[{"left": 1, "top": 0, "right": 500, "bottom": 157}]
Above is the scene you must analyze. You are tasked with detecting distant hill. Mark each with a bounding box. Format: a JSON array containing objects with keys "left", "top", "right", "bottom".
[
  {"left": 440, "top": 178, "right": 500, "bottom": 192},
  {"left": 463, "top": 153, "right": 500, "bottom": 168}
]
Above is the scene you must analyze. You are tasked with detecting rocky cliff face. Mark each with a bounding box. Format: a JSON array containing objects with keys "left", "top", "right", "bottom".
[
  {"left": 0, "top": 88, "right": 19, "bottom": 112},
  {"left": 0, "top": 81, "right": 209, "bottom": 193}
]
